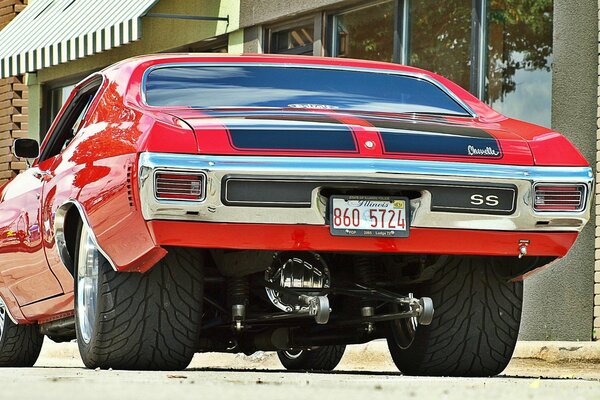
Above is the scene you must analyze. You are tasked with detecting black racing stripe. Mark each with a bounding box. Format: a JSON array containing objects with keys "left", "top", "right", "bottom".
[
  {"left": 380, "top": 130, "right": 502, "bottom": 158},
  {"left": 228, "top": 127, "right": 357, "bottom": 152}
]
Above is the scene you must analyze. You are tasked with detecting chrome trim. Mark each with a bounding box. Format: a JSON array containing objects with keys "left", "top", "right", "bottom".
[
  {"left": 140, "top": 62, "right": 477, "bottom": 118},
  {"left": 0, "top": 296, "right": 18, "bottom": 325},
  {"left": 55, "top": 200, "right": 118, "bottom": 272},
  {"left": 138, "top": 153, "right": 593, "bottom": 232},
  {"left": 153, "top": 169, "right": 207, "bottom": 202},
  {"left": 532, "top": 182, "right": 587, "bottom": 213}
]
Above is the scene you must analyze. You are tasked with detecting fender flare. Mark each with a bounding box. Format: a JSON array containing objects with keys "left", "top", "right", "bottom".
[{"left": 54, "top": 200, "right": 118, "bottom": 272}]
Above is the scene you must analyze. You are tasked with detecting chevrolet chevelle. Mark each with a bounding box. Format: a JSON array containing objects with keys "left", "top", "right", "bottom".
[{"left": 0, "top": 54, "right": 592, "bottom": 376}]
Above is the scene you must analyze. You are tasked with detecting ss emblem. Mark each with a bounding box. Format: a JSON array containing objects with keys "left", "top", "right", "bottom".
[{"left": 470, "top": 194, "right": 499, "bottom": 207}]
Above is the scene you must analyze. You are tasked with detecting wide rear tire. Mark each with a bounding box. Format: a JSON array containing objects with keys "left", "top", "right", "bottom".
[
  {"left": 0, "top": 306, "right": 43, "bottom": 367},
  {"left": 277, "top": 345, "right": 346, "bottom": 371},
  {"left": 74, "top": 222, "right": 204, "bottom": 370},
  {"left": 388, "top": 256, "right": 522, "bottom": 377}
]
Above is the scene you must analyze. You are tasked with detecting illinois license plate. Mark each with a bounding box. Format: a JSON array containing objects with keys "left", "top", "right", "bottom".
[{"left": 329, "top": 195, "right": 409, "bottom": 237}]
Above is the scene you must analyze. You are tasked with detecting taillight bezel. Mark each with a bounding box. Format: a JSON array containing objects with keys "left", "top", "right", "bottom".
[
  {"left": 532, "top": 183, "right": 587, "bottom": 213},
  {"left": 153, "top": 170, "right": 207, "bottom": 202}
]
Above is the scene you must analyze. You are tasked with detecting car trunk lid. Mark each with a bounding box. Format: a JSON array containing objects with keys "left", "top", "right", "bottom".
[{"left": 167, "top": 109, "right": 535, "bottom": 165}]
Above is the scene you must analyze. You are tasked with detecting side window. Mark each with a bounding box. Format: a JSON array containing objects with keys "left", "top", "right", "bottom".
[{"left": 39, "top": 80, "right": 101, "bottom": 162}]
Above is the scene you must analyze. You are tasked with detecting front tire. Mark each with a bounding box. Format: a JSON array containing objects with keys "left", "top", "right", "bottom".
[
  {"left": 388, "top": 256, "right": 523, "bottom": 377},
  {"left": 74, "top": 223, "right": 204, "bottom": 370},
  {"left": 277, "top": 345, "right": 346, "bottom": 371},
  {"left": 0, "top": 306, "right": 43, "bottom": 367}
]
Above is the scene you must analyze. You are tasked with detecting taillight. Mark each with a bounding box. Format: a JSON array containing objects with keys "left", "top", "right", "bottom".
[
  {"left": 533, "top": 184, "right": 586, "bottom": 212},
  {"left": 154, "top": 172, "right": 205, "bottom": 201}
]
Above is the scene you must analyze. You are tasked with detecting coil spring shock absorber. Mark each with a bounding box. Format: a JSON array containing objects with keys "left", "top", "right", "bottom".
[
  {"left": 354, "top": 256, "right": 379, "bottom": 286},
  {"left": 354, "top": 256, "right": 377, "bottom": 333},
  {"left": 227, "top": 277, "right": 249, "bottom": 332}
]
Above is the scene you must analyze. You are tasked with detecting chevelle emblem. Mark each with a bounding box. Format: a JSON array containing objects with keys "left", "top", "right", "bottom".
[
  {"left": 467, "top": 145, "right": 500, "bottom": 156},
  {"left": 287, "top": 103, "right": 339, "bottom": 109}
]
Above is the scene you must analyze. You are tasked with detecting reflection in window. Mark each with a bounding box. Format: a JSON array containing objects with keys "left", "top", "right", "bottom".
[
  {"left": 408, "top": 0, "right": 473, "bottom": 91},
  {"left": 333, "top": 1, "right": 395, "bottom": 62},
  {"left": 486, "top": 0, "right": 553, "bottom": 127},
  {"left": 270, "top": 23, "right": 315, "bottom": 55},
  {"left": 145, "top": 66, "right": 470, "bottom": 116}
]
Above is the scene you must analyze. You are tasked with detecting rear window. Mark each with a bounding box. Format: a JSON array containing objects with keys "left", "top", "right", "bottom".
[{"left": 144, "top": 65, "right": 471, "bottom": 116}]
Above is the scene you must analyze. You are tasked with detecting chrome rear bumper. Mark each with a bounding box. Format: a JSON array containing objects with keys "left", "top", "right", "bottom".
[{"left": 138, "top": 152, "right": 593, "bottom": 232}]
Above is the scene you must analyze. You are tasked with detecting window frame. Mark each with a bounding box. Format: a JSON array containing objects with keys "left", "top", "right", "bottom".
[
  {"left": 324, "top": 0, "right": 496, "bottom": 99},
  {"left": 41, "top": 72, "right": 93, "bottom": 140},
  {"left": 328, "top": 0, "right": 402, "bottom": 64},
  {"left": 38, "top": 77, "right": 103, "bottom": 163},
  {"left": 265, "top": 16, "right": 322, "bottom": 56}
]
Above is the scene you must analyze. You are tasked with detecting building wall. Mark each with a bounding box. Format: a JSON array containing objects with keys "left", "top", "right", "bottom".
[
  {"left": 0, "top": 0, "right": 27, "bottom": 186},
  {"left": 239, "top": 0, "right": 348, "bottom": 28}
]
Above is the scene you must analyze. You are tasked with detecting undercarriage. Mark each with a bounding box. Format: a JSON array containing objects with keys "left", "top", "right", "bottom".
[{"left": 198, "top": 250, "right": 436, "bottom": 355}]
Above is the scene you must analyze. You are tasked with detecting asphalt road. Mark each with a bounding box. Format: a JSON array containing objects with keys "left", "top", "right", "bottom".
[
  {"left": 3, "top": 342, "right": 599, "bottom": 400},
  {"left": 2, "top": 362, "right": 600, "bottom": 400}
]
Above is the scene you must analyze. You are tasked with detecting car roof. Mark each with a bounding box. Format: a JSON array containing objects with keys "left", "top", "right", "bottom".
[{"left": 103, "top": 53, "right": 434, "bottom": 77}]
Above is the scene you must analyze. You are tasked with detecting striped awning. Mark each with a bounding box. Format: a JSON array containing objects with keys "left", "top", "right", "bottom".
[{"left": 0, "top": 0, "right": 160, "bottom": 78}]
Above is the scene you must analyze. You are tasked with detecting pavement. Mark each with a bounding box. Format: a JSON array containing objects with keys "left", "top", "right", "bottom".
[
  {"left": 3, "top": 339, "right": 596, "bottom": 400},
  {"left": 37, "top": 339, "right": 600, "bottom": 371}
]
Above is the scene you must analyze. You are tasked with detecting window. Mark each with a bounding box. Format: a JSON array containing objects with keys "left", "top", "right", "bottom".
[
  {"left": 408, "top": 0, "right": 473, "bottom": 92},
  {"left": 332, "top": 1, "right": 396, "bottom": 62},
  {"left": 145, "top": 65, "right": 471, "bottom": 116},
  {"left": 268, "top": 22, "right": 315, "bottom": 55},
  {"left": 39, "top": 80, "right": 101, "bottom": 162},
  {"left": 485, "top": 0, "right": 553, "bottom": 127},
  {"left": 46, "top": 83, "right": 76, "bottom": 133}
]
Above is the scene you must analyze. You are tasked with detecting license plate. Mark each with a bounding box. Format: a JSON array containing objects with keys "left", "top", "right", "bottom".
[{"left": 329, "top": 196, "right": 409, "bottom": 237}]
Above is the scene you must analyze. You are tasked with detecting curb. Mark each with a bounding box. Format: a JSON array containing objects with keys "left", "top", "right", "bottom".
[
  {"left": 36, "top": 339, "right": 600, "bottom": 368},
  {"left": 512, "top": 341, "right": 600, "bottom": 364}
]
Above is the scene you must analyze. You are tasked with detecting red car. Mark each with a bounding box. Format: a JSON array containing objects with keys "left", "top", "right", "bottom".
[{"left": 0, "top": 54, "right": 592, "bottom": 375}]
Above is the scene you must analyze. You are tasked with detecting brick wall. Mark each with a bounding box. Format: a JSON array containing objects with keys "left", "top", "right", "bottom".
[
  {"left": 0, "top": 0, "right": 27, "bottom": 186},
  {"left": 596, "top": 0, "right": 600, "bottom": 340}
]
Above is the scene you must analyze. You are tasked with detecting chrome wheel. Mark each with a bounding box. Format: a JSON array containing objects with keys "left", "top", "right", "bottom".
[
  {"left": 281, "top": 350, "right": 304, "bottom": 360},
  {"left": 76, "top": 225, "right": 99, "bottom": 344},
  {"left": 0, "top": 306, "right": 5, "bottom": 342}
]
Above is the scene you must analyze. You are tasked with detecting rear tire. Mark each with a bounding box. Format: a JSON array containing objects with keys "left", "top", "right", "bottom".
[
  {"left": 74, "top": 222, "right": 204, "bottom": 370},
  {"left": 277, "top": 345, "right": 346, "bottom": 371},
  {"left": 0, "top": 306, "right": 43, "bottom": 367},
  {"left": 388, "top": 256, "right": 522, "bottom": 377}
]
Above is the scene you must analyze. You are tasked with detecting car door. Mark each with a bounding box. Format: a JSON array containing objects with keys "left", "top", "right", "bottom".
[
  {"left": 37, "top": 79, "right": 102, "bottom": 294},
  {"left": 0, "top": 159, "right": 63, "bottom": 307}
]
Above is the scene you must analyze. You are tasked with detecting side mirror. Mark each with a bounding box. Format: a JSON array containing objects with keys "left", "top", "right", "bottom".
[{"left": 13, "top": 138, "right": 40, "bottom": 159}]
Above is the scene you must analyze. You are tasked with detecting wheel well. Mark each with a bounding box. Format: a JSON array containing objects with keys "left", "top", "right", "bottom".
[{"left": 56, "top": 204, "right": 83, "bottom": 277}]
